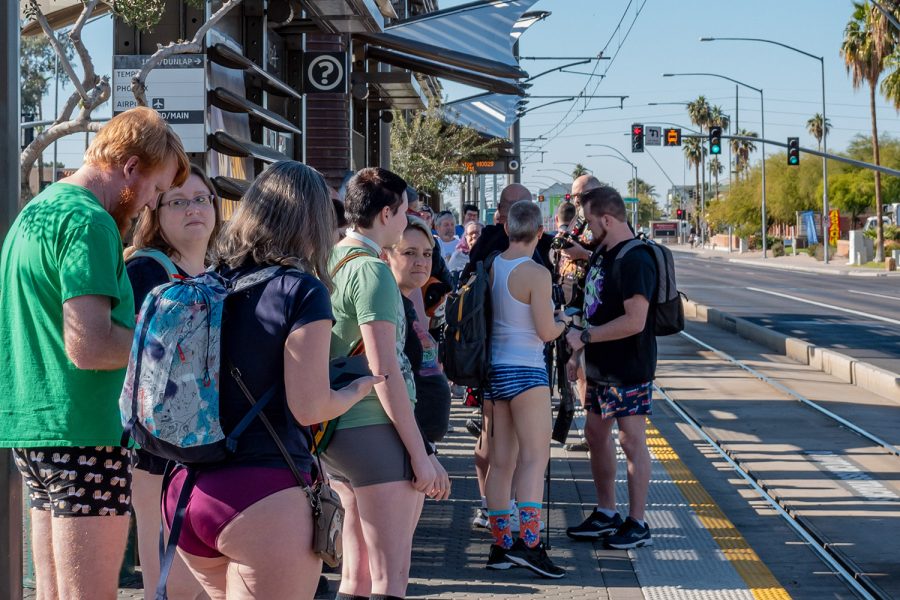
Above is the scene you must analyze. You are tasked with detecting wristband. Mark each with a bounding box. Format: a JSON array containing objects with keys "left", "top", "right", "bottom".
[{"left": 580, "top": 328, "right": 592, "bottom": 345}]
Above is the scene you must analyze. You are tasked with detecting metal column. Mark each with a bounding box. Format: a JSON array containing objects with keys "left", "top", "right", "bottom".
[{"left": 1, "top": 2, "right": 23, "bottom": 599}]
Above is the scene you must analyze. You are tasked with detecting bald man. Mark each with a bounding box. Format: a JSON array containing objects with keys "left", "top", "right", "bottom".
[{"left": 461, "top": 183, "right": 551, "bottom": 280}]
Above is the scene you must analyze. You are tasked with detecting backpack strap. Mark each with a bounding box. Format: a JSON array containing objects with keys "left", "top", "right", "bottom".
[
  {"left": 329, "top": 250, "right": 371, "bottom": 278},
  {"left": 230, "top": 265, "right": 286, "bottom": 293},
  {"left": 127, "top": 248, "right": 181, "bottom": 282},
  {"left": 156, "top": 464, "right": 196, "bottom": 600}
]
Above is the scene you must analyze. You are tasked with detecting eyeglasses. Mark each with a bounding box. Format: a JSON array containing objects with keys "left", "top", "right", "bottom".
[{"left": 160, "top": 194, "right": 215, "bottom": 210}]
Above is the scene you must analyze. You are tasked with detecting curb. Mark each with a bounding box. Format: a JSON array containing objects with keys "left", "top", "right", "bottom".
[
  {"left": 725, "top": 258, "right": 892, "bottom": 278},
  {"left": 683, "top": 299, "right": 900, "bottom": 400}
]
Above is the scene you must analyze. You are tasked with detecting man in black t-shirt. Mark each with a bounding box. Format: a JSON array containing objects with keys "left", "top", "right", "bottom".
[{"left": 563, "top": 185, "right": 657, "bottom": 550}]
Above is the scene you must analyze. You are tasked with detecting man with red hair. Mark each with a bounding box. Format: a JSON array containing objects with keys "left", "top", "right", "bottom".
[{"left": 0, "top": 107, "right": 188, "bottom": 600}]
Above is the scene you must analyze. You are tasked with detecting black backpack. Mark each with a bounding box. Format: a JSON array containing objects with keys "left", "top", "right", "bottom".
[
  {"left": 441, "top": 252, "right": 499, "bottom": 387},
  {"left": 612, "top": 239, "right": 684, "bottom": 336}
]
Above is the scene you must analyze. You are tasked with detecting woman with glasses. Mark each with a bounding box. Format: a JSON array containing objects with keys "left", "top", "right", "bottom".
[{"left": 125, "top": 164, "right": 221, "bottom": 600}]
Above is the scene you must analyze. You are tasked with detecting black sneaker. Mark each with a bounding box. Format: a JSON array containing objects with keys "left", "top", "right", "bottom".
[
  {"left": 485, "top": 544, "right": 515, "bottom": 570},
  {"left": 465, "top": 418, "right": 482, "bottom": 438},
  {"left": 565, "top": 439, "right": 590, "bottom": 452},
  {"left": 566, "top": 509, "right": 623, "bottom": 540},
  {"left": 604, "top": 517, "right": 652, "bottom": 549},
  {"left": 506, "top": 539, "right": 565, "bottom": 579}
]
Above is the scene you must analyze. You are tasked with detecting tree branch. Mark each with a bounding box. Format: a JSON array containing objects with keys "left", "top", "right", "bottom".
[
  {"left": 28, "top": 0, "right": 90, "bottom": 100},
  {"left": 131, "top": 0, "right": 243, "bottom": 106},
  {"left": 20, "top": 116, "right": 97, "bottom": 204},
  {"left": 68, "top": 0, "right": 101, "bottom": 94}
]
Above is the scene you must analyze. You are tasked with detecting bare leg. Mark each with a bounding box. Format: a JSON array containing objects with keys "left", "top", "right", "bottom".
[
  {"left": 132, "top": 469, "right": 207, "bottom": 600},
  {"left": 209, "top": 487, "right": 321, "bottom": 599},
  {"left": 508, "top": 386, "right": 552, "bottom": 505},
  {"left": 584, "top": 412, "right": 617, "bottom": 510},
  {"left": 332, "top": 479, "right": 372, "bottom": 597},
  {"left": 484, "top": 401, "right": 516, "bottom": 514},
  {"left": 52, "top": 515, "right": 130, "bottom": 600},
  {"left": 354, "top": 480, "right": 423, "bottom": 597},
  {"left": 617, "top": 415, "right": 650, "bottom": 521},
  {"left": 30, "top": 509, "right": 59, "bottom": 600}
]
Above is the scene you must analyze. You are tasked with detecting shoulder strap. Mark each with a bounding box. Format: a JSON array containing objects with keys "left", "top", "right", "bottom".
[
  {"left": 127, "top": 248, "right": 180, "bottom": 282},
  {"left": 230, "top": 265, "right": 288, "bottom": 293},
  {"left": 614, "top": 238, "right": 645, "bottom": 262},
  {"left": 330, "top": 250, "right": 372, "bottom": 278}
]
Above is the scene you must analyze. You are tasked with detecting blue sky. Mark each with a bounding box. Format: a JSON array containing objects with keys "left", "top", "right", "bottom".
[
  {"left": 441, "top": 0, "right": 900, "bottom": 205},
  {"left": 41, "top": 1, "right": 900, "bottom": 207}
]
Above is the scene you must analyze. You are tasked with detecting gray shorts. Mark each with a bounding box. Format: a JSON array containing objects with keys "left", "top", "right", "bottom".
[{"left": 321, "top": 423, "right": 413, "bottom": 487}]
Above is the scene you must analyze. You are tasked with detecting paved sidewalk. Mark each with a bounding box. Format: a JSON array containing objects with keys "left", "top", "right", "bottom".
[{"left": 672, "top": 243, "right": 900, "bottom": 277}]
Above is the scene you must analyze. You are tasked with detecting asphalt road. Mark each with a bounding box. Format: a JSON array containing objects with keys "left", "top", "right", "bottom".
[{"left": 673, "top": 251, "right": 900, "bottom": 374}]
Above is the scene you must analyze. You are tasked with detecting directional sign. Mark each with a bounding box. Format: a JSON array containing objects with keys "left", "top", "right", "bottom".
[
  {"left": 645, "top": 126, "right": 661, "bottom": 146},
  {"left": 664, "top": 128, "right": 682, "bottom": 146},
  {"left": 113, "top": 55, "right": 206, "bottom": 152},
  {"left": 623, "top": 196, "right": 639, "bottom": 203},
  {"left": 303, "top": 52, "right": 347, "bottom": 93}
]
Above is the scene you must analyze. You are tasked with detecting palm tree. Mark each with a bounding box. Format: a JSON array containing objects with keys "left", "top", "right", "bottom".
[
  {"left": 806, "top": 113, "right": 832, "bottom": 151},
  {"left": 683, "top": 137, "right": 704, "bottom": 232},
  {"left": 708, "top": 105, "right": 731, "bottom": 132},
  {"left": 842, "top": 1, "right": 892, "bottom": 262},
  {"left": 730, "top": 129, "right": 758, "bottom": 180},
  {"left": 571, "top": 163, "right": 590, "bottom": 179},
  {"left": 687, "top": 96, "right": 712, "bottom": 134},
  {"left": 709, "top": 156, "right": 724, "bottom": 200}
]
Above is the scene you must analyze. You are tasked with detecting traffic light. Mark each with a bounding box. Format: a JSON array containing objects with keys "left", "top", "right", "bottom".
[
  {"left": 564, "top": 193, "right": 571, "bottom": 201},
  {"left": 787, "top": 137, "right": 800, "bottom": 166},
  {"left": 676, "top": 208, "right": 685, "bottom": 220},
  {"left": 708, "top": 126, "right": 722, "bottom": 155},
  {"left": 631, "top": 123, "right": 644, "bottom": 153},
  {"left": 538, "top": 194, "right": 545, "bottom": 202}
]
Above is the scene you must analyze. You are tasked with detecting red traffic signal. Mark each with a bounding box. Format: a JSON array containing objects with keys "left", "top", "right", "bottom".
[
  {"left": 538, "top": 194, "right": 546, "bottom": 202},
  {"left": 676, "top": 208, "right": 685, "bottom": 220},
  {"left": 631, "top": 123, "right": 644, "bottom": 153},
  {"left": 564, "top": 193, "right": 571, "bottom": 200}
]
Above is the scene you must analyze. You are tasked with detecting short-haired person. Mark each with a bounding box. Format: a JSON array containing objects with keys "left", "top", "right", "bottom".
[
  {"left": 456, "top": 203, "right": 480, "bottom": 236},
  {"left": 0, "top": 106, "right": 189, "bottom": 600},
  {"left": 555, "top": 201, "right": 577, "bottom": 231},
  {"left": 434, "top": 210, "right": 460, "bottom": 263},
  {"left": 325, "top": 167, "right": 447, "bottom": 600},
  {"left": 160, "top": 161, "right": 383, "bottom": 598},
  {"left": 447, "top": 220, "right": 483, "bottom": 273},
  {"left": 483, "top": 200, "right": 566, "bottom": 578},
  {"left": 125, "top": 164, "right": 221, "bottom": 600},
  {"left": 564, "top": 186, "right": 657, "bottom": 549}
]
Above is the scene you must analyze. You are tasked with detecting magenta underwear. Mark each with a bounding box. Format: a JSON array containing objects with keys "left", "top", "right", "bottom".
[{"left": 163, "top": 465, "right": 312, "bottom": 558}]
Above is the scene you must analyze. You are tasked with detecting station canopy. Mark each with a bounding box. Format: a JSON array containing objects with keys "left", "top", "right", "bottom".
[
  {"left": 443, "top": 92, "right": 521, "bottom": 139},
  {"left": 361, "top": 0, "right": 540, "bottom": 94}
]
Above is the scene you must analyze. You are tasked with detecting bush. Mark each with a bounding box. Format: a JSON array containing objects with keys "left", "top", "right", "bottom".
[
  {"left": 771, "top": 241, "right": 785, "bottom": 257},
  {"left": 863, "top": 224, "right": 900, "bottom": 241},
  {"left": 766, "top": 235, "right": 781, "bottom": 250},
  {"left": 806, "top": 243, "right": 818, "bottom": 258}
]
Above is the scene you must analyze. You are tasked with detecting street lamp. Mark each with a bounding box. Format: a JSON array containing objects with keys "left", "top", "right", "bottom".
[
  {"left": 701, "top": 36, "right": 830, "bottom": 263},
  {"left": 664, "top": 72, "right": 768, "bottom": 258}
]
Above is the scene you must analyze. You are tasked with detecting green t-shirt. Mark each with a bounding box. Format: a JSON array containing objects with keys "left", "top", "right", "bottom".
[
  {"left": 329, "top": 245, "right": 416, "bottom": 430},
  {"left": 0, "top": 183, "right": 135, "bottom": 447}
]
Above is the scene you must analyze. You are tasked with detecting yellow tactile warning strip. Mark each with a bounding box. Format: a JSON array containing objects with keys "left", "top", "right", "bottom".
[{"left": 646, "top": 422, "right": 792, "bottom": 600}]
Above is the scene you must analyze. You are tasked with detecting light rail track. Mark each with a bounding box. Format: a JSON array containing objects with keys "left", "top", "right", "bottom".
[{"left": 656, "top": 328, "right": 900, "bottom": 599}]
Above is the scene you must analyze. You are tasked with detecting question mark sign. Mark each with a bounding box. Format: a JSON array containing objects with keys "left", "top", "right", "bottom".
[{"left": 319, "top": 61, "right": 334, "bottom": 85}]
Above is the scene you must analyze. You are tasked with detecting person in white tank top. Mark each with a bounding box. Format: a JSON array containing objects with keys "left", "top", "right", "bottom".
[{"left": 482, "top": 200, "right": 567, "bottom": 578}]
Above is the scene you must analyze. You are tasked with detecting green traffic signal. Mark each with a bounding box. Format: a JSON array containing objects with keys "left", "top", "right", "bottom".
[
  {"left": 709, "top": 126, "right": 722, "bottom": 155},
  {"left": 787, "top": 137, "right": 800, "bottom": 166}
]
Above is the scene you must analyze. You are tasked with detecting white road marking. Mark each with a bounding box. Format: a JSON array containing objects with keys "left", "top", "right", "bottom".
[
  {"left": 848, "top": 289, "right": 900, "bottom": 302},
  {"left": 746, "top": 286, "right": 900, "bottom": 327}
]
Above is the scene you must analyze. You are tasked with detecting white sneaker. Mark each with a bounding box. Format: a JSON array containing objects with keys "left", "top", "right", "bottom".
[{"left": 472, "top": 507, "right": 490, "bottom": 529}]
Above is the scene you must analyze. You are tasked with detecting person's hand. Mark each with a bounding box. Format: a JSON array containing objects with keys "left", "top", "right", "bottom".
[
  {"left": 554, "top": 310, "right": 573, "bottom": 325},
  {"left": 560, "top": 241, "right": 591, "bottom": 262},
  {"left": 343, "top": 374, "right": 386, "bottom": 402},
  {"left": 566, "top": 354, "right": 580, "bottom": 382},
  {"left": 566, "top": 327, "right": 585, "bottom": 353},
  {"left": 426, "top": 455, "right": 451, "bottom": 500},
  {"left": 411, "top": 454, "right": 438, "bottom": 494}
]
